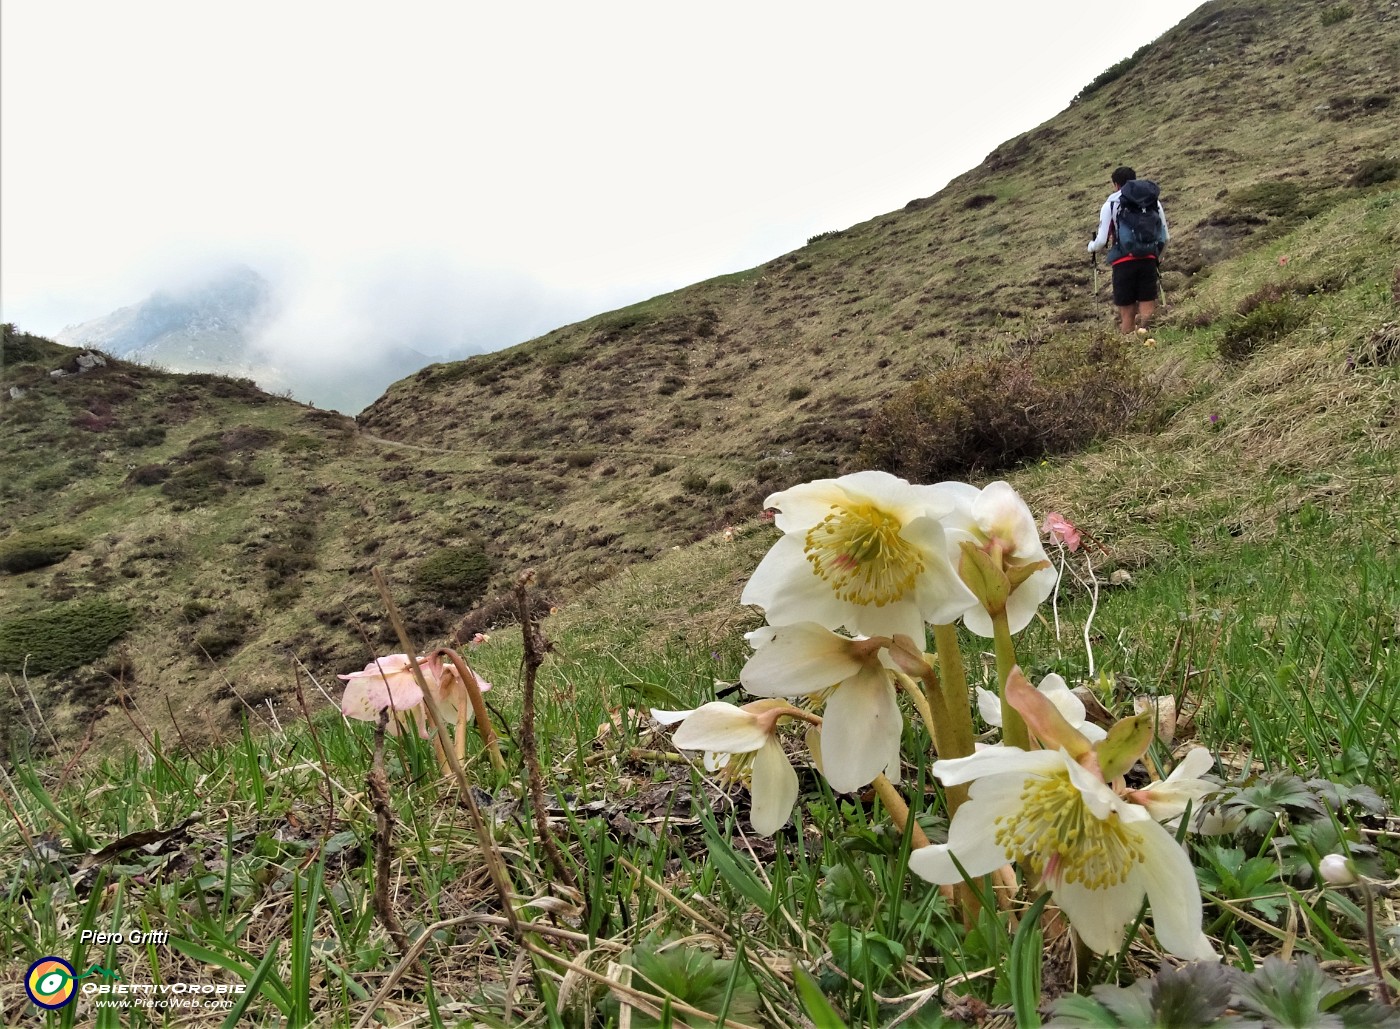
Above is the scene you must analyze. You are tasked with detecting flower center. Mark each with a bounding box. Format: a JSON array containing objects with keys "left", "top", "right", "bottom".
[
  {"left": 995, "top": 772, "right": 1143, "bottom": 889},
  {"left": 803, "top": 502, "right": 924, "bottom": 607}
]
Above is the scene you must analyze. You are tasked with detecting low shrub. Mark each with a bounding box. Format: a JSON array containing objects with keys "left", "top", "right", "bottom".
[
  {"left": 861, "top": 330, "right": 1157, "bottom": 480},
  {"left": 786, "top": 386, "right": 811, "bottom": 402},
  {"left": 120, "top": 425, "right": 167, "bottom": 448},
  {"left": 0, "top": 530, "right": 85, "bottom": 573},
  {"left": 0, "top": 596, "right": 135, "bottom": 674},
  {"left": 1219, "top": 297, "right": 1312, "bottom": 361},
  {"left": 415, "top": 545, "right": 491, "bottom": 607},
  {"left": 1350, "top": 157, "right": 1399, "bottom": 188},
  {"left": 1320, "top": 3, "right": 1353, "bottom": 24},
  {"left": 127, "top": 464, "right": 171, "bottom": 486},
  {"left": 681, "top": 472, "right": 711, "bottom": 494}
]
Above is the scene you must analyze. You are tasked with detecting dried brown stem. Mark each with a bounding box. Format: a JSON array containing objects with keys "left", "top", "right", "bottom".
[
  {"left": 368, "top": 712, "right": 410, "bottom": 953},
  {"left": 514, "top": 569, "right": 581, "bottom": 898},
  {"left": 371, "top": 567, "right": 521, "bottom": 936},
  {"left": 293, "top": 665, "right": 337, "bottom": 825}
]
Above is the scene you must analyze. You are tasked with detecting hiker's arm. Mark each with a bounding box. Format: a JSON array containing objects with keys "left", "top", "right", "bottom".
[{"left": 1087, "top": 199, "right": 1113, "bottom": 252}]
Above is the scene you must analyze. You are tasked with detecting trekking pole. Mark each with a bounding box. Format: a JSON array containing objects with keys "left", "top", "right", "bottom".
[{"left": 1090, "top": 248, "right": 1098, "bottom": 297}]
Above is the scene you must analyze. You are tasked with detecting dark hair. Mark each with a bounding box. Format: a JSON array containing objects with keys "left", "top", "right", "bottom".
[{"left": 1112, "top": 166, "right": 1137, "bottom": 187}]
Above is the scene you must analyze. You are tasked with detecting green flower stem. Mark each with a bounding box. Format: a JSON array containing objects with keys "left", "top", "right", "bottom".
[
  {"left": 931, "top": 623, "right": 978, "bottom": 814},
  {"left": 1361, "top": 882, "right": 1395, "bottom": 1007},
  {"left": 992, "top": 611, "right": 1031, "bottom": 750}
]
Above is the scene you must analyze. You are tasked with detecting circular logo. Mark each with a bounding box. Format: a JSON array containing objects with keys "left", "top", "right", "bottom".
[{"left": 26, "top": 957, "right": 77, "bottom": 1010}]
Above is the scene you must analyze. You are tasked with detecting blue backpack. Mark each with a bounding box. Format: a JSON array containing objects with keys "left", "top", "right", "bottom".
[{"left": 1112, "top": 179, "right": 1167, "bottom": 260}]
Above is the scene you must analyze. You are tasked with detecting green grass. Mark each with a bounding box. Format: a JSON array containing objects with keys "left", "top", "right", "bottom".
[{"left": 4, "top": 498, "right": 1397, "bottom": 1024}]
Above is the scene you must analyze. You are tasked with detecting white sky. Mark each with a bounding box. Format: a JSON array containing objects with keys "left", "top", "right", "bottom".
[{"left": 1, "top": 1, "right": 1206, "bottom": 358}]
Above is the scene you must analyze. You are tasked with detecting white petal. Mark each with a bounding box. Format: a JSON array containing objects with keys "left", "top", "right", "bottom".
[
  {"left": 932, "top": 747, "right": 1066, "bottom": 788},
  {"left": 741, "top": 533, "right": 851, "bottom": 629},
  {"left": 741, "top": 623, "right": 865, "bottom": 699},
  {"left": 763, "top": 478, "right": 855, "bottom": 533},
  {"left": 847, "top": 599, "right": 928, "bottom": 646},
  {"left": 749, "top": 737, "right": 799, "bottom": 836},
  {"left": 819, "top": 669, "right": 902, "bottom": 793},
  {"left": 1004, "top": 564, "right": 1058, "bottom": 634},
  {"left": 909, "top": 777, "right": 1023, "bottom": 883},
  {"left": 1063, "top": 753, "right": 1127, "bottom": 822},
  {"left": 905, "top": 516, "right": 980, "bottom": 625},
  {"left": 1166, "top": 747, "right": 1216, "bottom": 783},
  {"left": 1054, "top": 875, "right": 1145, "bottom": 956},
  {"left": 974, "top": 481, "right": 1043, "bottom": 558},
  {"left": 671, "top": 703, "right": 768, "bottom": 754},
  {"left": 650, "top": 707, "right": 695, "bottom": 725},
  {"left": 976, "top": 686, "right": 1003, "bottom": 727},
  {"left": 1135, "top": 820, "right": 1218, "bottom": 961}
]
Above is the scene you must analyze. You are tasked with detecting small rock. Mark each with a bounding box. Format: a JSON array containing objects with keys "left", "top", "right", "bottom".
[
  {"left": 1109, "top": 569, "right": 1133, "bottom": 586},
  {"left": 49, "top": 369, "right": 69, "bottom": 379},
  {"left": 8, "top": 386, "right": 23, "bottom": 399}
]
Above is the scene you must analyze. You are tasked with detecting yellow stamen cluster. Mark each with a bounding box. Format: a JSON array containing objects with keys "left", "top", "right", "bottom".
[
  {"left": 804, "top": 502, "right": 924, "bottom": 607},
  {"left": 995, "top": 772, "right": 1143, "bottom": 889}
]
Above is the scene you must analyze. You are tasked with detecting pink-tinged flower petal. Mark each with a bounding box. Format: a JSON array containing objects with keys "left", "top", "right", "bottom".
[
  {"left": 1053, "top": 872, "right": 1147, "bottom": 955},
  {"left": 340, "top": 669, "right": 424, "bottom": 722},
  {"left": 650, "top": 708, "right": 696, "bottom": 726},
  {"left": 819, "top": 667, "right": 902, "bottom": 793},
  {"left": 750, "top": 737, "right": 799, "bottom": 836},
  {"left": 671, "top": 702, "right": 770, "bottom": 754},
  {"left": 1007, "top": 667, "right": 1092, "bottom": 758},
  {"left": 1042, "top": 512, "right": 1082, "bottom": 553}
]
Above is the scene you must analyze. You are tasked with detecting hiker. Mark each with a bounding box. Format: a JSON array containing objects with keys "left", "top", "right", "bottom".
[{"left": 1088, "top": 166, "right": 1169, "bottom": 333}]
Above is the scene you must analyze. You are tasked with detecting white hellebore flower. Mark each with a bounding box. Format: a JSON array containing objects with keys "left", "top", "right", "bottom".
[
  {"left": 932, "top": 480, "right": 1056, "bottom": 636},
  {"left": 654, "top": 700, "right": 800, "bottom": 837},
  {"left": 908, "top": 746, "right": 1218, "bottom": 961},
  {"left": 976, "top": 673, "right": 1108, "bottom": 743},
  {"left": 742, "top": 471, "right": 977, "bottom": 643},
  {"left": 741, "top": 622, "right": 901, "bottom": 794}
]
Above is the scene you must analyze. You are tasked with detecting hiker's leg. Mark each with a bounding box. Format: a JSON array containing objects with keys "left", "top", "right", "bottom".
[
  {"left": 1117, "top": 306, "right": 1137, "bottom": 333},
  {"left": 1137, "top": 299, "right": 1156, "bottom": 327},
  {"left": 1111, "top": 264, "right": 1138, "bottom": 332}
]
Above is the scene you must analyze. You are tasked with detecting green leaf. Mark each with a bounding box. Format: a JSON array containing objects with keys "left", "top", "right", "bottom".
[
  {"left": 1008, "top": 892, "right": 1052, "bottom": 1028},
  {"left": 793, "top": 965, "right": 847, "bottom": 1029},
  {"left": 703, "top": 833, "right": 772, "bottom": 909}
]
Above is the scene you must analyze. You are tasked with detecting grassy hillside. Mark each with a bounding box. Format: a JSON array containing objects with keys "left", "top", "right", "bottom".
[{"left": 1, "top": 0, "right": 1397, "bottom": 759}]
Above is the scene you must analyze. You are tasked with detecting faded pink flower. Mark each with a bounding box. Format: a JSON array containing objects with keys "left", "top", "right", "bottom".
[
  {"left": 1278, "top": 255, "right": 1290, "bottom": 266},
  {"left": 1042, "top": 512, "right": 1082, "bottom": 553},
  {"left": 339, "top": 654, "right": 490, "bottom": 736}
]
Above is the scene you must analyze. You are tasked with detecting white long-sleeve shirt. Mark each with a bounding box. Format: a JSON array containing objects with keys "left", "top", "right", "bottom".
[{"left": 1087, "top": 189, "right": 1169, "bottom": 256}]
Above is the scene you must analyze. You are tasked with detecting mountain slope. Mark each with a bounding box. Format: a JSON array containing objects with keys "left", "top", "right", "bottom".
[{"left": 360, "top": 0, "right": 1398, "bottom": 571}]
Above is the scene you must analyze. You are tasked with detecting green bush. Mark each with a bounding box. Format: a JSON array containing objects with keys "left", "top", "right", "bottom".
[
  {"left": 121, "top": 425, "right": 167, "bottom": 448},
  {"left": 861, "top": 331, "right": 1156, "bottom": 480},
  {"left": 1320, "top": 4, "right": 1353, "bottom": 25},
  {"left": 0, "top": 530, "right": 85, "bottom": 573},
  {"left": 1074, "top": 43, "right": 1151, "bottom": 103},
  {"left": 681, "top": 472, "right": 711, "bottom": 494},
  {"left": 786, "top": 386, "right": 811, "bottom": 402},
  {"left": 1350, "top": 158, "right": 1399, "bottom": 188},
  {"left": 414, "top": 545, "right": 491, "bottom": 607},
  {"left": 1219, "top": 297, "right": 1312, "bottom": 361},
  {"left": 0, "top": 597, "right": 135, "bottom": 673}
]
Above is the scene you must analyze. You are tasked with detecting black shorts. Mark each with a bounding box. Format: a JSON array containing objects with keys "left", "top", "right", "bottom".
[{"left": 1112, "top": 259, "right": 1159, "bottom": 306}]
